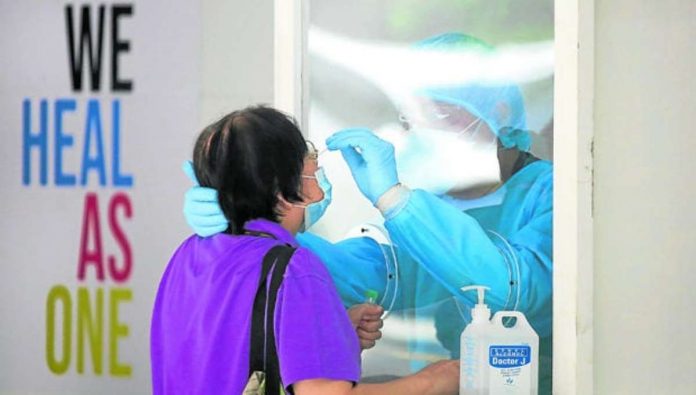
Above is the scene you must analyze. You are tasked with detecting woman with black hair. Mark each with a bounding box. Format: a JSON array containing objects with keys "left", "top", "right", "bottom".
[{"left": 150, "top": 105, "right": 458, "bottom": 394}]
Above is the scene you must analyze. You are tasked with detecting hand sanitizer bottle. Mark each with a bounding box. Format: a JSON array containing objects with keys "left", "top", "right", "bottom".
[
  {"left": 459, "top": 286, "right": 492, "bottom": 395},
  {"left": 487, "top": 311, "right": 539, "bottom": 394}
]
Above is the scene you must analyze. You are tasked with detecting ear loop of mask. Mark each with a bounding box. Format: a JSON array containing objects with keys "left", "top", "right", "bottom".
[
  {"left": 289, "top": 176, "right": 312, "bottom": 234},
  {"left": 288, "top": 141, "right": 322, "bottom": 210},
  {"left": 293, "top": 167, "right": 332, "bottom": 233},
  {"left": 292, "top": 167, "right": 326, "bottom": 209},
  {"left": 295, "top": 144, "right": 327, "bottom": 207},
  {"left": 296, "top": 172, "right": 319, "bottom": 207},
  {"left": 455, "top": 117, "right": 483, "bottom": 138},
  {"left": 460, "top": 118, "right": 500, "bottom": 150}
]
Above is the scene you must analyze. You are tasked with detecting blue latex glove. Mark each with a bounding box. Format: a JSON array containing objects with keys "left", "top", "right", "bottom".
[
  {"left": 326, "top": 128, "right": 399, "bottom": 205},
  {"left": 182, "top": 161, "right": 229, "bottom": 237}
]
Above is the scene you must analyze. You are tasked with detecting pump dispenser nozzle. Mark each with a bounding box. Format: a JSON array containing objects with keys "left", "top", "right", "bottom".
[{"left": 461, "top": 285, "right": 491, "bottom": 323}]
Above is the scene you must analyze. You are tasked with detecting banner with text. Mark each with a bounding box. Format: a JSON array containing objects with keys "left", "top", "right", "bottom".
[{"left": 1, "top": 1, "right": 200, "bottom": 393}]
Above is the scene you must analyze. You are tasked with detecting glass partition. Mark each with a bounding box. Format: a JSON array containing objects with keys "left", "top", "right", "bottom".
[{"left": 304, "top": 1, "right": 554, "bottom": 391}]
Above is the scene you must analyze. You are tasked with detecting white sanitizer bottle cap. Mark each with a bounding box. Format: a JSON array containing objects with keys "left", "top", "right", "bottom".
[{"left": 461, "top": 285, "right": 491, "bottom": 323}]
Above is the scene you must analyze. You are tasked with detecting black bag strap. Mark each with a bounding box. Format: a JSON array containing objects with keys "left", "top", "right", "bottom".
[
  {"left": 264, "top": 246, "right": 295, "bottom": 394},
  {"left": 249, "top": 244, "right": 296, "bottom": 394}
]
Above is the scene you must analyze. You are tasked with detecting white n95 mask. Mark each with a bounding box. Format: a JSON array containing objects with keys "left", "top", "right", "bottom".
[{"left": 395, "top": 126, "right": 500, "bottom": 195}]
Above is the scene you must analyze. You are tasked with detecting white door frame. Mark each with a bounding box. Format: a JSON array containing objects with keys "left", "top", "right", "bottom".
[
  {"left": 273, "top": 1, "right": 595, "bottom": 393},
  {"left": 553, "top": 0, "right": 594, "bottom": 393},
  {"left": 273, "top": 0, "right": 308, "bottom": 131}
]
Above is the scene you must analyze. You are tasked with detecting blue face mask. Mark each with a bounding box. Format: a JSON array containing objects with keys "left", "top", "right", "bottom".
[{"left": 297, "top": 167, "right": 332, "bottom": 230}]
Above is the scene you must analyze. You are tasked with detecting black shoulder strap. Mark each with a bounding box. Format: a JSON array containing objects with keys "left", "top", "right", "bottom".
[{"left": 249, "top": 244, "right": 296, "bottom": 394}]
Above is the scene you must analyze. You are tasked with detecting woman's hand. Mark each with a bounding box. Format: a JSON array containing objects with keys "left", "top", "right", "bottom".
[
  {"left": 347, "top": 303, "right": 384, "bottom": 350},
  {"left": 293, "top": 359, "right": 460, "bottom": 395}
]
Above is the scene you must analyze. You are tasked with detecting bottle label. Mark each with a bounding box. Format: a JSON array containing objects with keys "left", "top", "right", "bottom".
[{"left": 488, "top": 345, "right": 531, "bottom": 393}]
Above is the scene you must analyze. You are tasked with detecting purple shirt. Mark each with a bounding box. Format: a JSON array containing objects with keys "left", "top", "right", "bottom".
[{"left": 151, "top": 219, "right": 361, "bottom": 394}]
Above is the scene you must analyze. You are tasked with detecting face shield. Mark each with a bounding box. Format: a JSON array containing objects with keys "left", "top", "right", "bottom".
[{"left": 383, "top": 33, "right": 530, "bottom": 196}]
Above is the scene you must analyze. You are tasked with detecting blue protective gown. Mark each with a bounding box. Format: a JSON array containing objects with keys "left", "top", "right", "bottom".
[{"left": 297, "top": 159, "right": 553, "bottom": 388}]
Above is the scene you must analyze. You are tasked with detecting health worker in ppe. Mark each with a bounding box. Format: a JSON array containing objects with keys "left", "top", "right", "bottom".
[{"left": 183, "top": 33, "right": 553, "bottom": 392}]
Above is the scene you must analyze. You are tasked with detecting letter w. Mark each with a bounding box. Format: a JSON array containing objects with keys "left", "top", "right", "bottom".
[{"left": 65, "top": 4, "right": 105, "bottom": 92}]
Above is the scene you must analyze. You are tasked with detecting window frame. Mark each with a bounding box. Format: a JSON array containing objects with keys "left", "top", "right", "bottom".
[{"left": 273, "top": 1, "right": 595, "bottom": 392}]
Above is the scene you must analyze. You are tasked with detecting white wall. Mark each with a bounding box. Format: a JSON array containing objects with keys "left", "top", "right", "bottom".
[
  {"left": 0, "top": 1, "right": 274, "bottom": 393},
  {"left": 200, "top": 0, "right": 274, "bottom": 124},
  {"left": 593, "top": 1, "right": 696, "bottom": 393}
]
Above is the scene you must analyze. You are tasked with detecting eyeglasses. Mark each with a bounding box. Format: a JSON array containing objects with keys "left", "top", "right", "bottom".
[
  {"left": 398, "top": 101, "right": 480, "bottom": 132},
  {"left": 399, "top": 112, "right": 452, "bottom": 131},
  {"left": 399, "top": 113, "right": 483, "bottom": 138},
  {"left": 306, "top": 140, "right": 332, "bottom": 159},
  {"left": 306, "top": 140, "right": 319, "bottom": 160}
]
